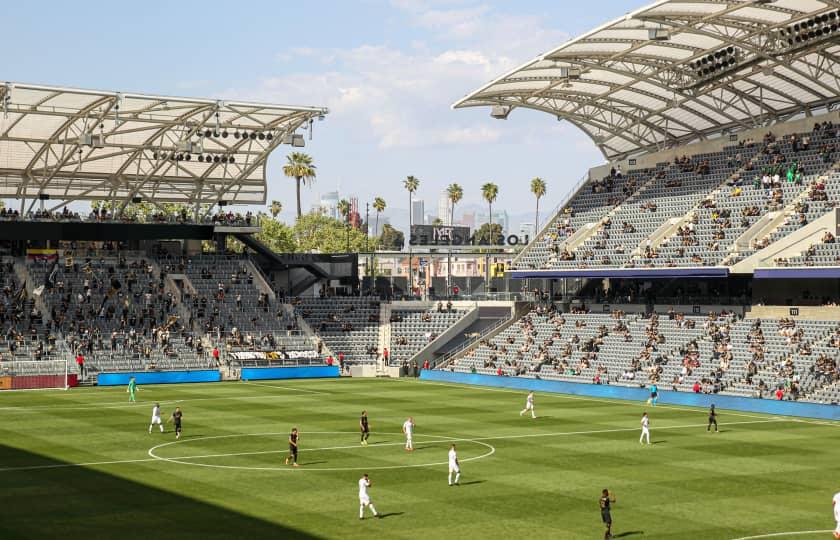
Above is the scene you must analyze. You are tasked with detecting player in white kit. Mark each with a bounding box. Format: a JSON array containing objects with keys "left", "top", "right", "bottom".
[
  {"left": 520, "top": 391, "right": 536, "bottom": 419},
  {"left": 448, "top": 444, "right": 461, "bottom": 486},
  {"left": 148, "top": 403, "right": 164, "bottom": 434},
  {"left": 833, "top": 490, "right": 840, "bottom": 539},
  {"left": 358, "top": 474, "right": 379, "bottom": 520},
  {"left": 640, "top": 412, "right": 650, "bottom": 445},
  {"left": 403, "top": 417, "right": 415, "bottom": 451}
]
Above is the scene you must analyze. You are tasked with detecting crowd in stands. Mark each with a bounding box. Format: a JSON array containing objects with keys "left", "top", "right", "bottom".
[
  {"left": 0, "top": 207, "right": 257, "bottom": 226},
  {"left": 447, "top": 304, "right": 840, "bottom": 402},
  {"left": 517, "top": 122, "right": 840, "bottom": 271}
]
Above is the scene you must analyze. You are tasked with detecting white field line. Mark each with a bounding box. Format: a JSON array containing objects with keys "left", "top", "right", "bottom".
[
  {"left": 243, "top": 381, "right": 328, "bottom": 394},
  {"left": 730, "top": 530, "right": 833, "bottom": 540},
  {"left": 409, "top": 379, "right": 840, "bottom": 426},
  {"left": 0, "top": 419, "right": 783, "bottom": 473}
]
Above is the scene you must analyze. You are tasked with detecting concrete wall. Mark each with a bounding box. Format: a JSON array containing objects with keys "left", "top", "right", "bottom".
[{"left": 420, "top": 371, "right": 840, "bottom": 420}]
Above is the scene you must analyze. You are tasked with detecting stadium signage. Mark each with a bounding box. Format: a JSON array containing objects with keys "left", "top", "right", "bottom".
[{"left": 409, "top": 225, "right": 529, "bottom": 247}]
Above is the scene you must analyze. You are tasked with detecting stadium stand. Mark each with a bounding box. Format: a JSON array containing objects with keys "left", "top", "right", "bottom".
[
  {"left": 292, "top": 296, "right": 382, "bottom": 364},
  {"left": 513, "top": 125, "right": 840, "bottom": 271},
  {"left": 388, "top": 304, "right": 470, "bottom": 364},
  {"left": 446, "top": 305, "right": 840, "bottom": 402}
]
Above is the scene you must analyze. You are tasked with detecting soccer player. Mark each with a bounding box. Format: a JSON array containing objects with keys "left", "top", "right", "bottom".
[
  {"left": 285, "top": 427, "right": 300, "bottom": 467},
  {"left": 148, "top": 403, "right": 164, "bottom": 434},
  {"left": 448, "top": 444, "right": 460, "bottom": 486},
  {"left": 519, "top": 391, "right": 536, "bottom": 419},
  {"left": 639, "top": 412, "right": 650, "bottom": 445},
  {"left": 360, "top": 410, "right": 370, "bottom": 446},
  {"left": 646, "top": 382, "right": 658, "bottom": 406},
  {"left": 402, "top": 416, "right": 415, "bottom": 451},
  {"left": 600, "top": 488, "right": 616, "bottom": 540},
  {"left": 358, "top": 474, "right": 379, "bottom": 520},
  {"left": 168, "top": 407, "right": 183, "bottom": 439},
  {"left": 707, "top": 404, "right": 718, "bottom": 432},
  {"left": 833, "top": 490, "right": 840, "bottom": 539},
  {"left": 127, "top": 377, "right": 137, "bottom": 402}
]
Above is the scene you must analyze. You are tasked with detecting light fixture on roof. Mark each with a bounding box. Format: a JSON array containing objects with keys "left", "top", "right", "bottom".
[
  {"left": 78, "top": 133, "right": 104, "bottom": 149},
  {"left": 490, "top": 105, "right": 511, "bottom": 119},
  {"left": 292, "top": 133, "right": 305, "bottom": 147},
  {"left": 780, "top": 11, "right": 840, "bottom": 51},
  {"left": 648, "top": 28, "right": 670, "bottom": 41},
  {"left": 2, "top": 83, "right": 12, "bottom": 119},
  {"left": 558, "top": 67, "right": 582, "bottom": 79}
]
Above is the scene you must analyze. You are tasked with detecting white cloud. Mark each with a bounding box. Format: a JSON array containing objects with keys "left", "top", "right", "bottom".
[
  {"left": 223, "top": 2, "right": 569, "bottom": 151},
  {"left": 217, "top": 1, "right": 598, "bottom": 220}
]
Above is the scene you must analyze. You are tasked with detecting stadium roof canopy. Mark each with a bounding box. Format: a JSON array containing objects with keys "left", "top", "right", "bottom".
[
  {"left": 0, "top": 82, "right": 327, "bottom": 212},
  {"left": 453, "top": 0, "right": 840, "bottom": 160}
]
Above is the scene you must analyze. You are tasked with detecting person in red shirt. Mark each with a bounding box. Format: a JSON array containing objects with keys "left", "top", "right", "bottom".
[
  {"left": 326, "top": 355, "right": 333, "bottom": 366},
  {"left": 693, "top": 382, "right": 701, "bottom": 393},
  {"left": 212, "top": 347, "right": 220, "bottom": 365},
  {"left": 775, "top": 388, "right": 785, "bottom": 400},
  {"left": 497, "top": 367, "right": 503, "bottom": 376},
  {"left": 76, "top": 353, "right": 85, "bottom": 378},
  {"left": 422, "top": 359, "right": 429, "bottom": 371},
  {"left": 382, "top": 348, "right": 389, "bottom": 363}
]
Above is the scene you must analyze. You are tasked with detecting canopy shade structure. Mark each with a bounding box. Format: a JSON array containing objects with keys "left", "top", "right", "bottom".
[
  {"left": 453, "top": 0, "right": 840, "bottom": 160},
  {"left": 0, "top": 82, "right": 328, "bottom": 211}
]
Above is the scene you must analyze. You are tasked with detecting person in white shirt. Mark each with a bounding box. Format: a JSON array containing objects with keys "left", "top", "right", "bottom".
[
  {"left": 148, "top": 403, "right": 164, "bottom": 434},
  {"left": 358, "top": 474, "right": 379, "bottom": 520},
  {"left": 640, "top": 412, "right": 651, "bottom": 445},
  {"left": 520, "top": 391, "right": 536, "bottom": 419},
  {"left": 833, "top": 491, "right": 840, "bottom": 539},
  {"left": 402, "top": 417, "right": 415, "bottom": 451},
  {"left": 448, "top": 444, "right": 461, "bottom": 486}
]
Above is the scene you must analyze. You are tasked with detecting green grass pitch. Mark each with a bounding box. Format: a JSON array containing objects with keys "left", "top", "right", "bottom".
[{"left": 0, "top": 378, "right": 838, "bottom": 539}]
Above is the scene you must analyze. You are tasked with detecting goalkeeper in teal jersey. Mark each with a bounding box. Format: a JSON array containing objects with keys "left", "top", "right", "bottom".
[{"left": 127, "top": 377, "right": 137, "bottom": 402}]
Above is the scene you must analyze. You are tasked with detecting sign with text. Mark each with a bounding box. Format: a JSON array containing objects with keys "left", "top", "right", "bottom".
[{"left": 409, "top": 225, "right": 529, "bottom": 247}]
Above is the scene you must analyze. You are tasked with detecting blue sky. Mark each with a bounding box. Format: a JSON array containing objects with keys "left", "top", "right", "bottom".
[{"left": 2, "top": 0, "right": 644, "bottom": 227}]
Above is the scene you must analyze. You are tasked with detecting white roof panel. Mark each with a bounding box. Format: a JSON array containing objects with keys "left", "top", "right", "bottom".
[
  {"left": 0, "top": 81, "right": 327, "bottom": 206},
  {"left": 454, "top": 0, "right": 840, "bottom": 159}
]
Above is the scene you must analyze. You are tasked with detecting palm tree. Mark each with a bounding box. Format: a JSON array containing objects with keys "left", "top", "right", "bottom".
[
  {"left": 372, "top": 197, "right": 386, "bottom": 240},
  {"left": 447, "top": 183, "right": 463, "bottom": 227},
  {"left": 530, "top": 177, "right": 547, "bottom": 231},
  {"left": 403, "top": 175, "right": 420, "bottom": 296},
  {"left": 337, "top": 199, "right": 351, "bottom": 252},
  {"left": 283, "top": 152, "right": 316, "bottom": 220},
  {"left": 403, "top": 175, "right": 420, "bottom": 230},
  {"left": 481, "top": 182, "right": 499, "bottom": 244},
  {"left": 270, "top": 200, "right": 283, "bottom": 219}
]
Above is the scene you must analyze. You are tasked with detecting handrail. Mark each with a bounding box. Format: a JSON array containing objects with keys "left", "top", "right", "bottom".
[{"left": 436, "top": 316, "right": 508, "bottom": 365}]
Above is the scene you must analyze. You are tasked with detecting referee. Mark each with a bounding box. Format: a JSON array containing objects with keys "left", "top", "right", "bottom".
[
  {"left": 707, "top": 404, "right": 718, "bottom": 432},
  {"left": 360, "top": 410, "right": 370, "bottom": 446},
  {"left": 600, "top": 488, "right": 616, "bottom": 540},
  {"left": 285, "top": 427, "right": 300, "bottom": 467}
]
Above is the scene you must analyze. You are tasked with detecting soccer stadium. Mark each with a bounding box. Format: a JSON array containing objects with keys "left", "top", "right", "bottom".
[{"left": 2, "top": 1, "right": 840, "bottom": 539}]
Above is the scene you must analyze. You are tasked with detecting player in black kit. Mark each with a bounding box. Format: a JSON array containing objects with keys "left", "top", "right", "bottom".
[
  {"left": 600, "top": 488, "right": 616, "bottom": 540},
  {"left": 168, "top": 407, "right": 183, "bottom": 439},
  {"left": 360, "top": 410, "right": 370, "bottom": 446},
  {"left": 707, "top": 404, "right": 718, "bottom": 432},
  {"left": 285, "top": 427, "right": 300, "bottom": 467}
]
